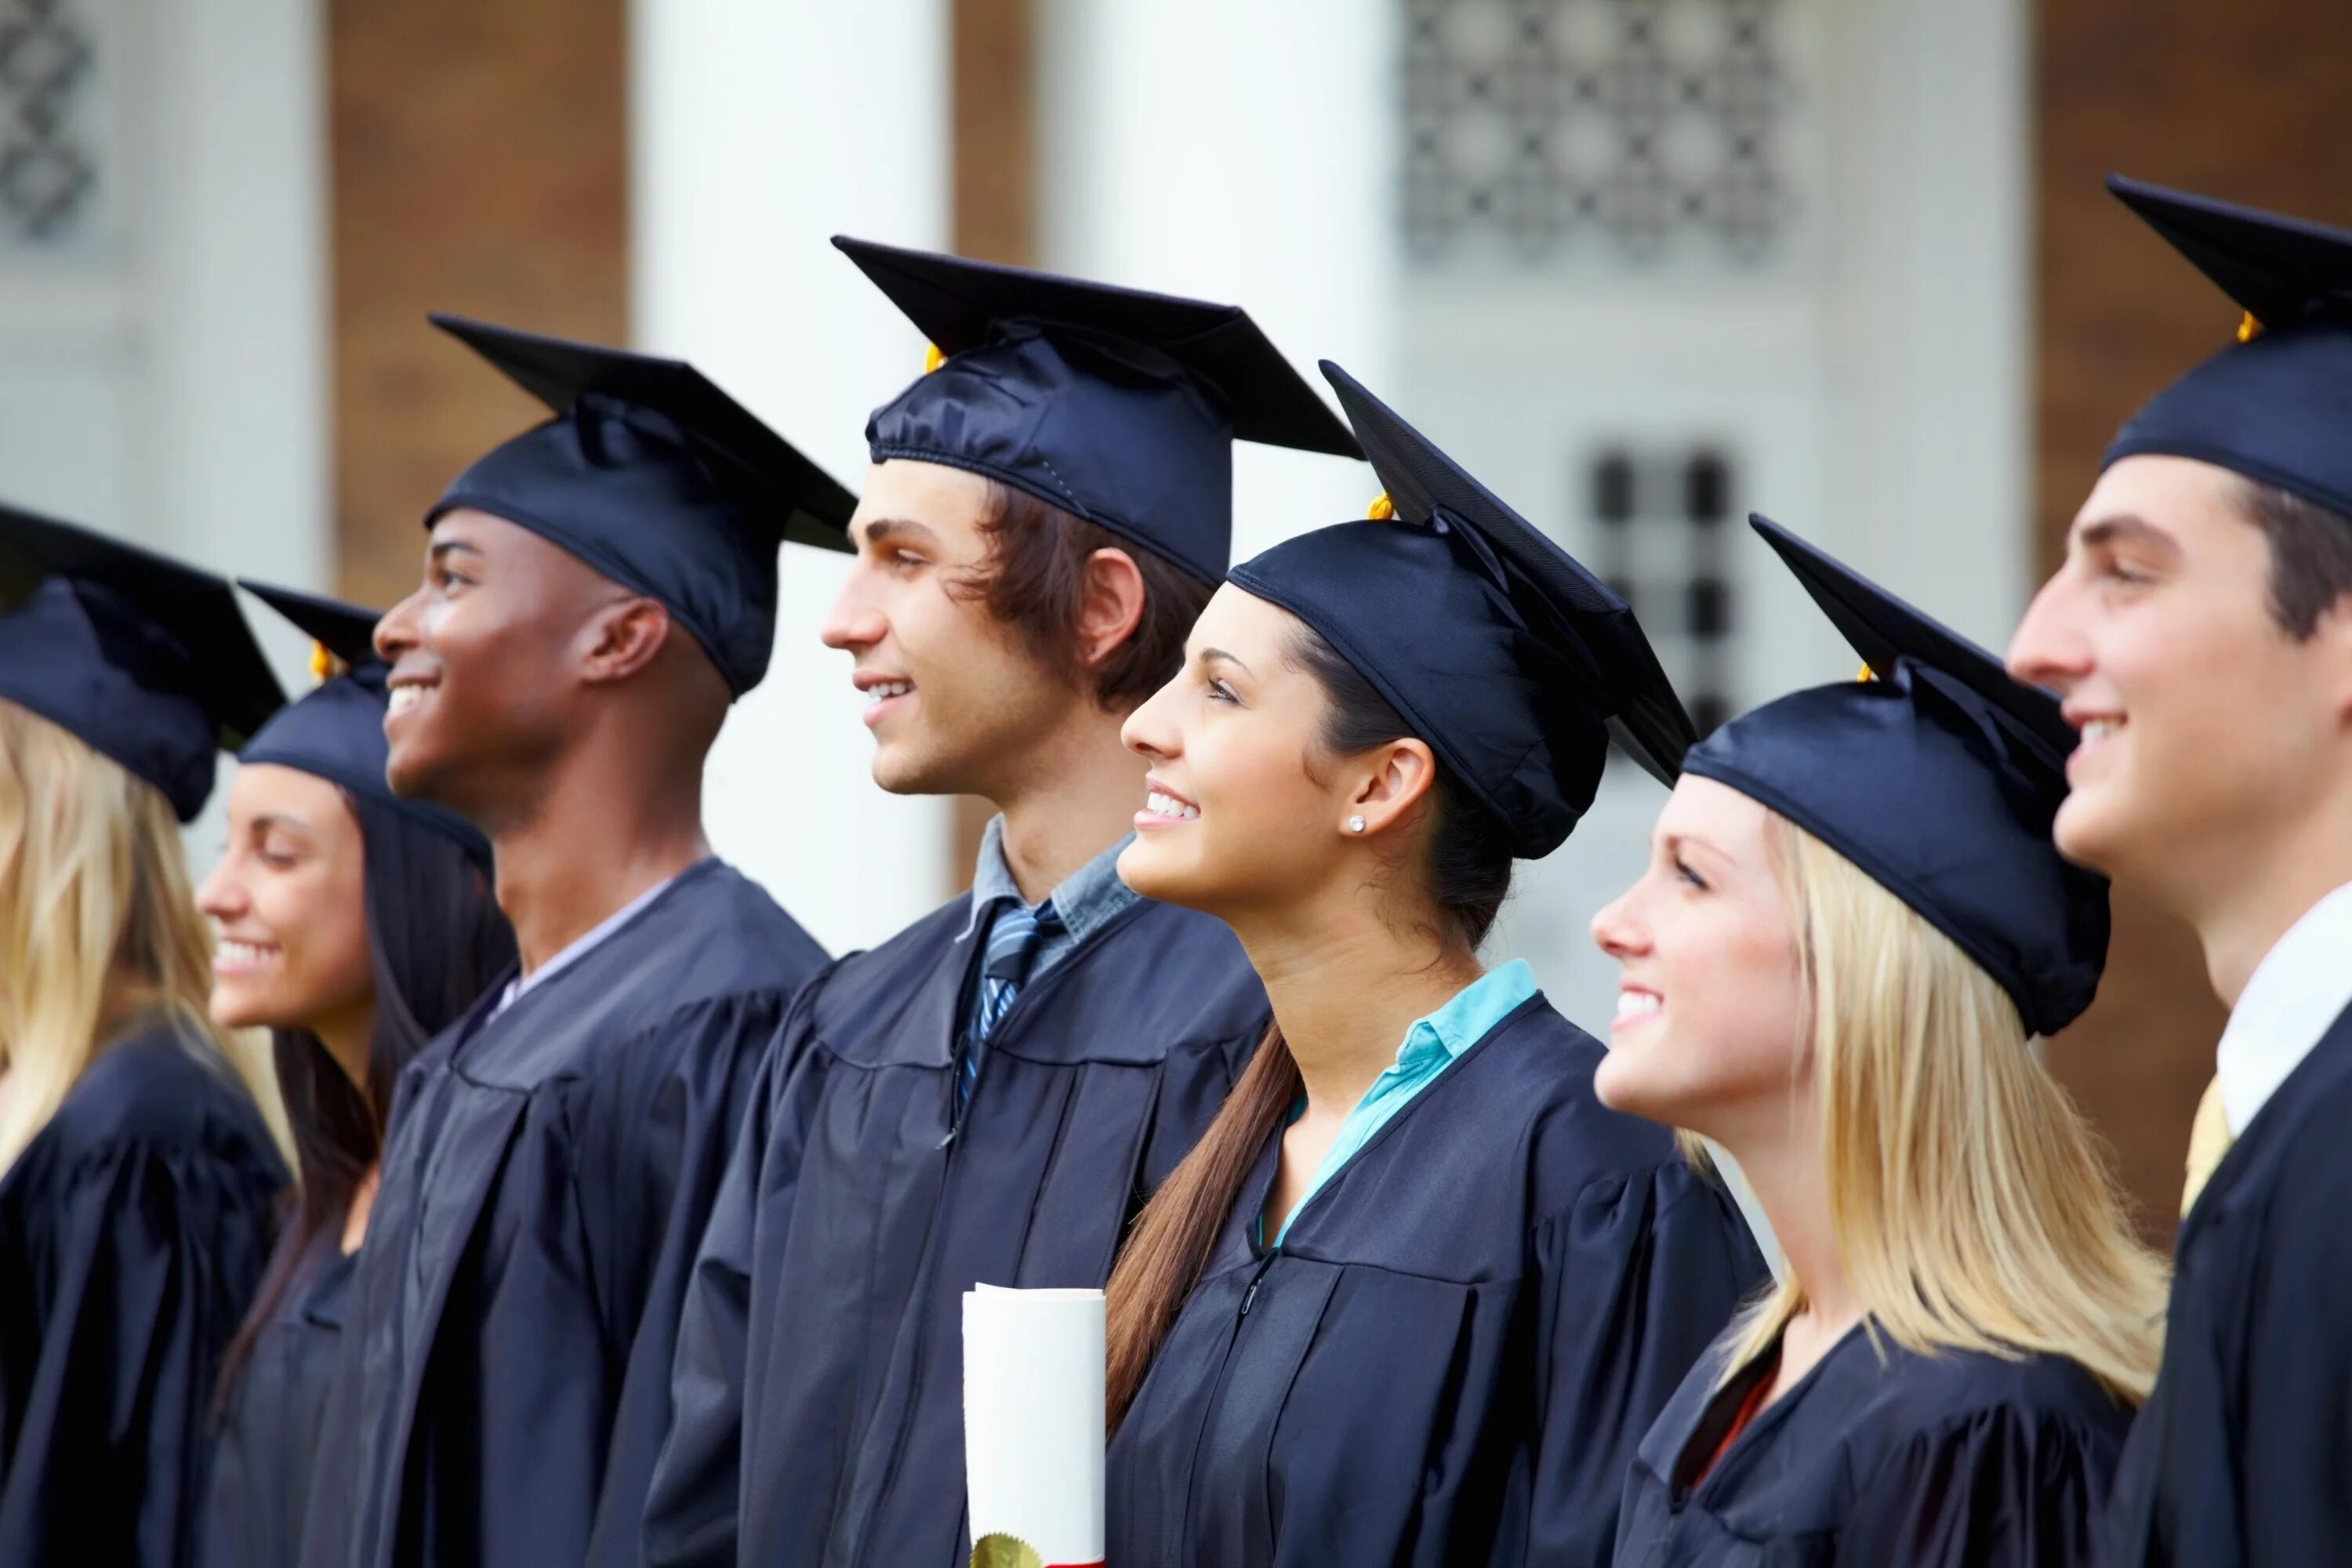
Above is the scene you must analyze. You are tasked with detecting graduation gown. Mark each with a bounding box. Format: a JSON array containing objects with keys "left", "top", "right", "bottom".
[
  {"left": 0, "top": 1022, "right": 287, "bottom": 1568},
  {"left": 1615, "top": 1324, "right": 2130, "bottom": 1566},
  {"left": 644, "top": 893, "right": 1266, "bottom": 1568},
  {"left": 299, "top": 859, "right": 826, "bottom": 1568},
  {"left": 202, "top": 1236, "right": 355, "bottom": 1568},
  {"left": 1103, "top": 994, "right": 1764, "bottom": 1568},
  {"left": 2101, "top": 1001, "right": 2352, "bottom": 1565}
]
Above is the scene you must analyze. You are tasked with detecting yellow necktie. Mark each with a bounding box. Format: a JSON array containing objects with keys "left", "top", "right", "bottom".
[{"left": 2181, "top": 1074, "right": 2234, "bottom": 1217}]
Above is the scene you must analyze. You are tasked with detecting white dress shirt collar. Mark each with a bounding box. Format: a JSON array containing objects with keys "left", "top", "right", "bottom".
[{"left": 2216, "top": 879, "right": 2352, "bottom": 1135}]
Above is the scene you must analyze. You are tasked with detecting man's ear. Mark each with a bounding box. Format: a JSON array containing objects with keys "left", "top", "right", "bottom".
[
  {"left": 579, "top": 597, "right": 675, "bottom": 687},
  {"left": 1074, "top": 546, "right": 1148, "bottom": 672}
]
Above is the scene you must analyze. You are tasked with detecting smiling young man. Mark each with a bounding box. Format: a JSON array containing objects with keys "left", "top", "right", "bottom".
[
  {"left": 2007, "top": 179, "right": 2352, "bottom": 1566},
  {"left": 296, "top": 317, "right": 848, "bottom": 1568},
  {"left": 640, "top": 244, "right": 1359, "bottom": 1568}
]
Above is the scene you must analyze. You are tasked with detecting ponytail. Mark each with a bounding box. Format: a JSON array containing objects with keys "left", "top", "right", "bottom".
[{"left": 1105, "top": 1024, "right": 1300, "bottom": 1428}]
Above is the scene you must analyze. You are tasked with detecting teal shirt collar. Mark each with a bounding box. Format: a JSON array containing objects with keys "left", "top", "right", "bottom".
[{"left": 1265, "top": 959, "right": 1539, "bottom": 1248}]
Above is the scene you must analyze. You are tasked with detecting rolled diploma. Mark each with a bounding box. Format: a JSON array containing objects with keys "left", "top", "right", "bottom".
[{"left": 963, "top": 1283, "right": 1105, "bottom": 1566}]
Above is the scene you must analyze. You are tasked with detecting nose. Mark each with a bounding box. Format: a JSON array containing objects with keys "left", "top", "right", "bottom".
[
  {"left": 376, "top": 585, "right": 425, "bottom": 666},
  {"left": 1590, "top": 879, "right": 1650, "bottom": 962},
  {"left": 821, "top": 569, "right": 887, "bottom": 655},
  {"left": 1120, "top": 677, "right": 1182, "bottom": 761},
  {"left": 2005, "top": 575, "right": 2092, "bottom": 694},
  {"left": 195, "top": 856, "right": 245, "bottom": 923}
]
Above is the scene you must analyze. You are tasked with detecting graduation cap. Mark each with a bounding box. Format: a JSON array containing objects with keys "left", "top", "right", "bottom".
[
  {"left": 1224, "top": 361, "right": 1694, "bottom": 860},
  {"left": 1682, "top": 517, "right": 2110, "bottom": 1036},
  {"left": 0, "top": 503, "right": 281, "bottom": 822},
  {"left": 833, "top": 237, "right": 1361, "bottom": 585},
  {"left": 236, "top": 581, "right": 492, "bottom": 862},
  {"left": 2102, "top": 176, "right": 2352, "bottom": 520},
  {"left": 427, "top": 314, "right": 860, "bottom": 698}
]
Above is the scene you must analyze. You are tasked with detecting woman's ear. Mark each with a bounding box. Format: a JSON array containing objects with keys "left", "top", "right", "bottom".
[{"left": 1345, "top": 738, "right": 1440, "bottom": 838}]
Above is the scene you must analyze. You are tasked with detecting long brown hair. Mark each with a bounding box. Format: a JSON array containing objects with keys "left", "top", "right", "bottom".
[
  {"left": 1102, "top": 625, "right": 1517, "bottom": 1428},
  {"left": 215, "top": 789, "right": 513, "bottom": 1403}
]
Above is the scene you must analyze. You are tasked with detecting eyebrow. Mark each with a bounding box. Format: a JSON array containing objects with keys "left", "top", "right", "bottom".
[
  {"left": 1658, "top": 829, "right": 1733, "bottom": 872},
  {"left": 857, "top": 516, "right": 942, "bottom": 550},
  {"left": 247, "top": 811, "right": 316, "bottom": 839},
  {"left": 429, "top": 538, "right": 486, "bottom": 563},
  {"left": 1198, "top": 647, "right": 1253, "bottom": 676},
  {"left": 2074, "top": 513, "right": 2183, "bottom": 557}
]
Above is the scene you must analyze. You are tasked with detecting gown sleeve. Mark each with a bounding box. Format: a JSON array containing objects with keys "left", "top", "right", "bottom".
[
  {"left": 0, "top": 1137, "right": 279, "bottom": 1568},
  {"left": 1524, "top": 1159, "right": 1766, "bottom": 1566},
  {"left": 579, "top": 989, "right": 800, "bottom": 1568},
  {"left": 1838, "top": 1401, "right": 2119, "bottom": 1567},
  {"left": 637, "top": 980, "right": 826, "bottom": 1568}
]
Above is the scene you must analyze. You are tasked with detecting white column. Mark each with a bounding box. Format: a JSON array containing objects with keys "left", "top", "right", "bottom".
[
  {"left": 140, "top": 0, "right": 332, "bottom": 618},
  {"left": 1035, "top": 0, "right": 1395, "bottom": 558},
  {"left": 1819, "top": 0, "right": 2031, "bottom": 650},
  {"left": 630, "top": 0, "right": 954, "bottom": 954}
]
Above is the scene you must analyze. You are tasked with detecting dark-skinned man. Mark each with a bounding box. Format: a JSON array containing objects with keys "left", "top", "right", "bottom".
[{"left": 298, "top": 318, "right": 845, "bottom": 1568}]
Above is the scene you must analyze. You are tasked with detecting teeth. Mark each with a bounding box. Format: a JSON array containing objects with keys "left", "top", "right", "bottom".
[
  {"left": 388, "top": 685, "right": 424, "bottom": 714},
  {"left": 867, "top": 681, "right": 913, "bottom": 703},
  {"left": 1615, "top": 990, "right": 1661, "bottom": 1022},
  {"left": 216, "top": 940, "right": 278, "bottom": 968},
  {"left": 1145, "top": 790, "right": 1200, "bottom": 821},
  {"left": 2082, "top": 718, "right": 2121, "bottom": 742}
]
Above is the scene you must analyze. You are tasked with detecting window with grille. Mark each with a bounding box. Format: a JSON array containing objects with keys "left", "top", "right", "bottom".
[
  {"left": 1402, "top": 0, "right": 1796, "bottom": 270},
  {"left": 0, "top": 0, "right": 96, "bottom": 245},
  {"left": 1588, "top": 441, "right": 1737, "bottom": 739}
]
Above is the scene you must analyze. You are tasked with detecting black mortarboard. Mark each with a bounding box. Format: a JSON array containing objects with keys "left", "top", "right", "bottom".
[
  {"left": 236, "top": 581, "right": 492, "bottom": 862},
  {"left": 1225, "top": 362, "right": 1693, "bottom": 860},
  {"left": 833, "top": 238, "right": 1361, "bottom": 586},
  {"left": 0, "top": 503, "right": 280, "bottom": 822},
  {"left": 1683, "top": 517, "right": 2110, "bottom": 1036},
  {"left": 427, "top": 314, "right": 859, "bottom": 698},
  {"left": 2102, "top": 176, "right": 2352, "bottom": 519}
]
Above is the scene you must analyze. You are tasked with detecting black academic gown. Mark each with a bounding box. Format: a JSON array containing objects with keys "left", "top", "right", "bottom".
[
  {"left": 203, "top": 1235, "right": 356, "bottom": 1568},
  {"left": 2101, "top": 1001, "right": 2352, "bottom": 1565},
  {"left": 643, "top": 892, "right": 1266, "bottom": 1568},
  {"left": 298, "top": 859, "right": 826, "bottom": 1568},
  {"left": 1103, "top": 994, "right": 1764, "bottom": 1568},
  {"left": 0, "top": 1022, "right": 287, "bottom": 1568},
  {"left": 1616, "top": 1324, "right": 2130, "bottom": 1567}
]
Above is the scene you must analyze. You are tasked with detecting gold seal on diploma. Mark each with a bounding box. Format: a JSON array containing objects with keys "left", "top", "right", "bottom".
[{"left": 971, "top": 1534, "right": 1044, "bottom": 1568}]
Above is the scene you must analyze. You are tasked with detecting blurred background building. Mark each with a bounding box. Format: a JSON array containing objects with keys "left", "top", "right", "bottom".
[{"left": 0, "top": 0, "right": 2344, "bottom": 1244}]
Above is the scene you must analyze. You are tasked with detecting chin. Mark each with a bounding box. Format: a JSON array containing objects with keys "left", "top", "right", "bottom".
[
  {"left": 1114, "top": 837, "right": 1209, "bottom": 911},
  {"left": 2049, "top": 786, "right": 2135, "bottom": 877}
]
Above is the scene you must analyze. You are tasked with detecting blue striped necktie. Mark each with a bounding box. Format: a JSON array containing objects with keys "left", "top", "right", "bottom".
[{"left": 964, "top": 898, "right": 1060, "bottom": 1104}]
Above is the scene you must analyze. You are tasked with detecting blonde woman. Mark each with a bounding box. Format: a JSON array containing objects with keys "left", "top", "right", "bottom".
[
  {"left": 1593, "top": 517, "right": 2165, "bottom": 1567},
  {"left": 0, "top": 509, "right": 288, "bottom": 1568}
]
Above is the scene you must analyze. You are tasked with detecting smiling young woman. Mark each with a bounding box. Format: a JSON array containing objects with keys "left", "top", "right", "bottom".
[
  {"left": 196, "top": 581, "right": 514, "bottom": 1568},
  {"left": 1595, "top": 518, "right": 2164, "bottom": 1568},
  {"left": 0, "top": 511, "right": 289, "bottom": 1568},
  {"left": 1096, "top": 366, "right": 1763, "bottom": 1568}
]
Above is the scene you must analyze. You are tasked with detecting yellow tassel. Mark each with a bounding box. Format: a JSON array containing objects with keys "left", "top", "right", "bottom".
[
  {"left": 1367, "top": 492, "right": 1394, "bottom": 521},
  {"left": 2238, "top": 310, "right": 2262, "bottom": 344},
  {"left": 310, "top": 641, "right": 337, "bottom": 684},
  {"left": 1857, "top": 660, "right": 1878, "bottom": 683},
  {"left": 924, "top": 342, "right": 946, "bottom": 373}
]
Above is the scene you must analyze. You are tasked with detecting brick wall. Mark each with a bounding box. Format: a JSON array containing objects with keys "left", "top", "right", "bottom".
[
  {"left": 328, "top": 0, "right": 629, "bottom": 611},
  {"left": 2034, "top": 0, "right": 2352, "bottom": 1243}
]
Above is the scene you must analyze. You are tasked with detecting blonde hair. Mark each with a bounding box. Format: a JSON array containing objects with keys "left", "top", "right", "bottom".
[
  {"left": 1716, "top": 814, "right": 2166, "bottom": 1403},
  {"left": 0, "top": 699, "right": 284, "bottom": 1171}
]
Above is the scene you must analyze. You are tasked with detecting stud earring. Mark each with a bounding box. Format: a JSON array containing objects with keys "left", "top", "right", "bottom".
[{"left": 1347, "top": 815, "right": 1367, "bottom": 834}]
